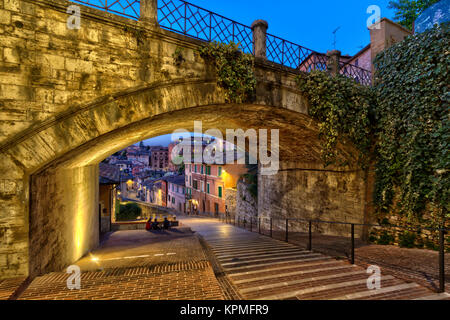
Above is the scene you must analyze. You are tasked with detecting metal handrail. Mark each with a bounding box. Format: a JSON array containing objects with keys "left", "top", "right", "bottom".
[
  {"left": 265, "top": 216, "right": 449, "bottom": 232},
  {"left": 158, "top": 0, "right": 254, "bottom": 54},
  {"left": 70, "top": 0, "right": 141, "bottom": 19},
  {"left": 230, "top": 215, "right": 447, "bottom": 293},
  {"left": 190, "top": 210, "right": 447, "bottom": 292},
  {"left": 339, "top": 61, "right": 372, "bottom": 86}
]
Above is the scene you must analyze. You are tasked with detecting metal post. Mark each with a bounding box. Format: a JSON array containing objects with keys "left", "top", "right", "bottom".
[
  {"left": 238, "top": 216, "right": 240, "bottom": 228},
  {"left": 259, "top": 218, "right": 261, "bottom": 234},
  {"left": 209, "top": 13, "right": 212, "bottom": 42},
  {"left": 270, "top": 218, "right": 273, "bottom": 238},
  {"left": 243, "top": 219, "right": 246, "bottom": 230},
  {"left": 232, "top": 23, "right": 235, "bottom": 44},
  {"left": 308, "top": 221, "right": 312, "bottom": 251},
  {"left": 351, "top": 224, "right": 355, "bottom": 265},
  {"left": 439, "top": 227, "right": 445, "bottom": 293},
  {"left": 285, "top": 219, "right": 289, "bottom": 242},
  {"left": 250, "top": 218, "right": 253, "bottom": 232},
  {"left": 184, "top": 2, "right": 187, "bottom": 34}
]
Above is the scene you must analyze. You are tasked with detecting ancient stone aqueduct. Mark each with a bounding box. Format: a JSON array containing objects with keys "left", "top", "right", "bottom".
[{"left": 0, "top": 0, "right": 371, "bottom": 279}]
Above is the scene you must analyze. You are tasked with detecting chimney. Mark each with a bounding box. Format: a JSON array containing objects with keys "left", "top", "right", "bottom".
[{"left": 369, "top": 18, "right": 413, "bottom": 74}]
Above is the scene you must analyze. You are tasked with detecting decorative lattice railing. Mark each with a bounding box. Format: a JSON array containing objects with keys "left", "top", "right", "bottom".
[
  {"left": 70, "top": 0, "right": 141, "bottom": 19},
  {"left": 69, "top": 0, "right": 372, "bottom": 85},
  {"left": 339, "top": 62, "right": 373, "bottom": 86},
  {"left": 158, "top": 0, "right": 253, "bottom": 54},
  {"left": 266, "top": 33, "right": 329, "bottom": 71}
]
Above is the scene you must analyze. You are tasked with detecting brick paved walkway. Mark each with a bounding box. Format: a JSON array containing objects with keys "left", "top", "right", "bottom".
[
  {"left": 0, "top": 277, "right": 28, "bottom": 300},
  {"left": 180, "top": 217, "right": 450, "bottom": 300},
  {"left": 14, "top": 226, "right": 224, "bottom": 300}
]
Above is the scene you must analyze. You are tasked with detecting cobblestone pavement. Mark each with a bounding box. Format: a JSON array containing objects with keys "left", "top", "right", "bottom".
[
  {"left": 14, "top": 226, "right": 224, "bottom": 300},
  {"left": 180, "top": 217, "right": 450, "bottom": 300}
]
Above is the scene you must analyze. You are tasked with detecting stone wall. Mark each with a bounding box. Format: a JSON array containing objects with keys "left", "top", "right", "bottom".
[
  {"left": 236, "top": 181, "right": 258, "bottom": 223},
  {"left": 30, "top": 164, "right": 99, "bottom": 277},
  {"left": 0, "top": 0, "right": 212, "bottom": 146},
  {"left": 225, "top": 188, "right": 237, "bottom": 219},
  {"left": 132, "top": 201, "right": 176, "bottom": 219},
  {"left": 0, "top": 153, "right": 27, "bottom": 279},
  {"left": 258, "top": 161, "right": 366, "bottom": 237}
]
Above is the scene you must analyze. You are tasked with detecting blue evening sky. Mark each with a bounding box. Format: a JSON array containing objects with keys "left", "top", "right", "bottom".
[
  {"left": 140, "top": 0, "right": 396, "bottom": 147},
  {"left": 181, "top": 0, "right": 396, "bottom": 56}
]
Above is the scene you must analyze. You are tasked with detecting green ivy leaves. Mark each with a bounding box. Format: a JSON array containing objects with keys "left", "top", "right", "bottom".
[
  {"left": 295, "top": 23, "right": 449, "bottom": 227},
  {"left": 373, "top": 23, "right": 449, "bottom": 226},
  {"left": 296, "top": 71, "right": 376, "bottom": 169},
  {"left": 198, "top": 42, "right": 256, "bottom": 104}
]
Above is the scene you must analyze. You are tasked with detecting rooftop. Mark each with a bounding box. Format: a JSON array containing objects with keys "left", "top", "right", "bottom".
[{"left": 99, "top": 163, "right": 120, "bottom": 184}]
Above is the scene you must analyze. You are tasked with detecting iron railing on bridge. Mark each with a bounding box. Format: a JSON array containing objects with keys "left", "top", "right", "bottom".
[
  {"left": 339, "top": 61, "right": 373, "bottom": 86},
  {"left": 69, "top": 0, "right": 372, "bottom": 85},
  {"left": 158, "top": 0, "right": 254, "bottom": 54},
  {"left": 70, "top": 0, "right": 141, "bottom": 19}
]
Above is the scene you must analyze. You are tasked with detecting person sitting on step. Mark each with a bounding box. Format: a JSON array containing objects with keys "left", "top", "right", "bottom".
[
  {"left": 163, "top": 217, "right": 171, "bottom": 230},
  {"left": 152, "top": 218, "right": 160, "bottom": 230}
]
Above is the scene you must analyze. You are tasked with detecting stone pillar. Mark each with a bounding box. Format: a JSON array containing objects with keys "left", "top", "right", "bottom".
[
  {"left": 251, "top": 20, "right": 269, "bottom": 59},
  {"left": 326, "top": 50, "right": 341, "bottom": 76},
  {"left": 140, "top": 0, "right": 158, "bottom": 26}
]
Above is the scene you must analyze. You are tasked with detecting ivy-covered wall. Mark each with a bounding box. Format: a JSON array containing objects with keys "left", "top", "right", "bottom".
[
  {"left": 294, "top": 24, "right": 449, "bottom": 249},
  {"left": 373, "top": 23, "right": 449, "bottom": 229}
]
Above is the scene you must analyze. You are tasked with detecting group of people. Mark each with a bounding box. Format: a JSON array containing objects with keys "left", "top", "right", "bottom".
[{"left": 145, "top": 217, "right": 171, "bottom": 231}]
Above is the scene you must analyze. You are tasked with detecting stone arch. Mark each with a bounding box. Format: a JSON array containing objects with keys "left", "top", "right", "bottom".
[{"left": 0, "top": 78, "right": 363, "bottom": 278}]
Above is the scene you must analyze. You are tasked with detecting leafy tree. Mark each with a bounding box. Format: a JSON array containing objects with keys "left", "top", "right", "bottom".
[
  {"left": 116, "top": 202, "right": 142, "bottom": 221},
  {"left": 241, "top": 164, "right": 258, "bottom": 200},
  {"left": 178, "top": 162, "right": 185, "bottom": 175},
  {"left": 388, "top": 0, "right": 440, "bottom": 30}
]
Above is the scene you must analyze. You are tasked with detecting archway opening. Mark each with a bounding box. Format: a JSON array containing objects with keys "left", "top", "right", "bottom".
[{"left": 28, "top": 104, "right": 363, "bottom": 276}]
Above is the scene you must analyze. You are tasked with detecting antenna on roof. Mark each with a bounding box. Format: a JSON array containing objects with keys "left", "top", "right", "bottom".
[{"left": 332, "top": 26, "right": 341, "bottom": 49}]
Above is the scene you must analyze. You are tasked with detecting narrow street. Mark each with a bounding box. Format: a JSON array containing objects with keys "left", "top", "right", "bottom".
[{"left": 3, "top": 217, "right": 449, "bottom": 300}]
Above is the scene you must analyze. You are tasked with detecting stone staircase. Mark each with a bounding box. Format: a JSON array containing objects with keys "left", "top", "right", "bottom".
[{"left": 204, "top": 231, "right": 450, "bottom": 300}]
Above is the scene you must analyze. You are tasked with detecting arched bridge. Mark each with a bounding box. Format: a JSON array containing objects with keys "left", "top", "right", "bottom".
[{"left": 0, "top": 0, "right": 371, "bottom": 279}]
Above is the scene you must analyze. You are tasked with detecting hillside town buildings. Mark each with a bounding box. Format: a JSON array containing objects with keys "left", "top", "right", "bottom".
[
  {"left": 100, "top": 137, "right": 250, "bottom": 223},
  {"left": 185, "top": 162, "right": 247, "bottom": 216}
]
